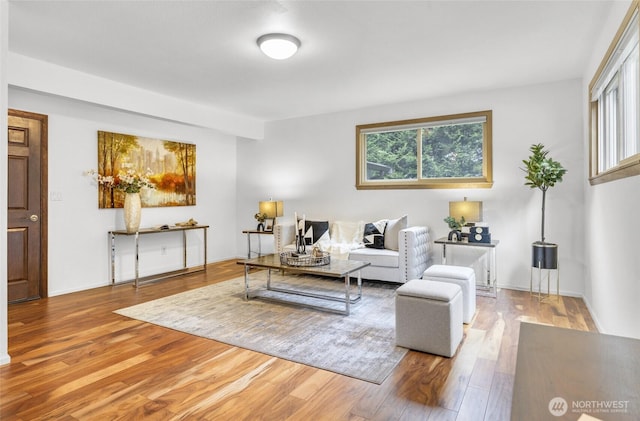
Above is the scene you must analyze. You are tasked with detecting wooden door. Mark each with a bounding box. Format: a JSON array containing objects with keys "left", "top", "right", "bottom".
[{"left": 7, "top": 109, "right": 48, "bottom": 303}]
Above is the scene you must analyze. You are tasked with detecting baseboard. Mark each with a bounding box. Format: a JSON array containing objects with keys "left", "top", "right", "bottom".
[
  {"left": 498, "top": 283, "right": 583, "bottom": 298},
  {"left": 580, "top": 294, "right": 605, "bottom": 333},
  {"left": 49, "top": 257, "right": 239, "bottom": 297},
  {"left": 49, "top": 280, "right": 109, "bottom": 297}
]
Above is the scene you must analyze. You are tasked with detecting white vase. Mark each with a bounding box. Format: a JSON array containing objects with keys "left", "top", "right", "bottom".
[{"left": 123, "top": 192, "right": 141, "bottom": 233}]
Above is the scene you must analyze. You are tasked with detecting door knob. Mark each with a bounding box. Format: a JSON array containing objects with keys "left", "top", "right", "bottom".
[{"left": 29, "top": 214, "right": 39, "bottom": 222}]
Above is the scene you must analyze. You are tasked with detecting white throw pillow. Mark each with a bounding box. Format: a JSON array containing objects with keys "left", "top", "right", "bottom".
[{"left": 384, "top": 215, "right": 408, "bottom": 251}]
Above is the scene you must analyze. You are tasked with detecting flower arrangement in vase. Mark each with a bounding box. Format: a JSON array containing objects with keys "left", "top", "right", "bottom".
[
  {"left": 86, "top": 168, "right": 155, "bottom": 233},
  {"left": 86, "top": 168, "right": 155, "bottom": 193}
]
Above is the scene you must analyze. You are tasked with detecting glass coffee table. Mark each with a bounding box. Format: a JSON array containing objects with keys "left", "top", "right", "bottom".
[{"left": 238, "top": 254, "right": 371, "bottom": 315}]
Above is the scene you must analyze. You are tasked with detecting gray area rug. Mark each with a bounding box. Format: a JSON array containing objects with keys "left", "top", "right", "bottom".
[{"left": 115, "top": 271, "right": 407, "bottom": 384}]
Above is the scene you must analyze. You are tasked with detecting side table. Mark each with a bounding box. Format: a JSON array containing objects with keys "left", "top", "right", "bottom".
[
  {"left": 242, "top": 229, "right": 273, "bottom": 258},
  {"left": 433, "top": 237, "right": 499, "bottom": 297}
]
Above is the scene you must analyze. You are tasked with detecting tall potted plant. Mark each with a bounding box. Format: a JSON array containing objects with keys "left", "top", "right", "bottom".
[{"left": 522, "top": 143, "right": 567, "bottom": 269}]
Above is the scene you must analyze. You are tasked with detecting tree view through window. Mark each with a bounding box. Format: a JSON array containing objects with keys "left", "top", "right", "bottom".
[{"left": 356, "top": 110, "right": 492, "bottom": 189}]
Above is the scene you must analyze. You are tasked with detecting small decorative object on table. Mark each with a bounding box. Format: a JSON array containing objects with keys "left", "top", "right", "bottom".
[
  {"left": 280, "top": 247, "right": 330, "bottom": 267},
  {"left": 175, "top": 218, "right": 198, "bottom": 227},
  {"left": 294, "top": 212, "right": 306, "bottom": 254},
  {"left": 254, "top": 212, "right": 267, "bottom": 231},
  {"left": 296, "top": 233, "right": 306, "bottom": 254},
  {"left": 263, "top": 218, "right": 275, "bottom": 232},
  {"left": 468, "top": 225, "right": 491, "bottom": 243},
  {"left": 444, "top": 216, "right": 465, "bottom": 242}
]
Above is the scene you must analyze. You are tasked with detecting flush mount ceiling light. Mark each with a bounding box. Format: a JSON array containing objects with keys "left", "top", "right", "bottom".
[{"left": 257, "top": 33, "right": 301, "bottom": 60}]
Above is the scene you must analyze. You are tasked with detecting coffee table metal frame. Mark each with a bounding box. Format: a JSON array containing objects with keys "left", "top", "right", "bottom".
[{"left": 239, "top": 254, "right": 370, "bottom": 315}]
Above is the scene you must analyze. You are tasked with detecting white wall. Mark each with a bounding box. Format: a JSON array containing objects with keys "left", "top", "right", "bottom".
[
  {"left": 237, "top": 79, "right": 585, "bottom": 296},
  {"left": 9, "top": 53, "right": 264, "bottom": 140},
  {"left": 1, "top": 0, "right": 10, "bottom": 365},
  {"left": 8, "top": 88, "right": 239, "bottom": 296},
  {"left": 582, "top": 0, "right": 640, "bottom": 339}
]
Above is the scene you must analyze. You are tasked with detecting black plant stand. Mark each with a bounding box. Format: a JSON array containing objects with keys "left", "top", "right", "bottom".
[{"left": 530, "top": 242, "right": 559, "bottom": 300}]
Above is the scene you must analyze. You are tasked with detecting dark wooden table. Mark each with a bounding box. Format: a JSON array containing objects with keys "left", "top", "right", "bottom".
[{"left": 512, "top": 322, "right": 640, "bottom": 420}]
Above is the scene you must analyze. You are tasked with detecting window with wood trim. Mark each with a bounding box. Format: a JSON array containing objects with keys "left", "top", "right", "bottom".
[
  {"left": 589, "top": 1, "right": 640, "bottom": 185},
  {"left": 356, "top": 110, "right": 493, "bottom": 189}
]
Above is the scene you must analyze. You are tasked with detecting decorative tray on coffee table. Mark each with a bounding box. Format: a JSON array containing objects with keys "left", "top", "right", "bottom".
[{"left": 280, "top": 251, "right": 330, "bottom": 267}]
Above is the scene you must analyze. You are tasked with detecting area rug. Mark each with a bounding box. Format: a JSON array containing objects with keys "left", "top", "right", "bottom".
[{"left": 114, "top": 271, "right": 407, "bottom": 384}]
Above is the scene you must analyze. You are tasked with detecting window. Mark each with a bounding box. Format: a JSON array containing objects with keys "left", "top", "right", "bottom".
[
  {"left": 589, "top": 1, "right": 640, "bottom": 185},
  {"left": 356, "top": 110, "right": 493, "bottom": 189}
]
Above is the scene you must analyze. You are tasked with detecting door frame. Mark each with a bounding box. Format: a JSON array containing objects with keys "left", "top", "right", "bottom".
[{"left": 8, "top": 109, "right": 48, "bottom": 299}]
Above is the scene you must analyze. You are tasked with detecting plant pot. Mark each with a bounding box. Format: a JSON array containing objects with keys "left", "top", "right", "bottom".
[
  {"left": 124, "top": 192, "right": 141, "bottom": 233},
  {"left": 531, "top": 241, "right": 558, "bottom": 269}
]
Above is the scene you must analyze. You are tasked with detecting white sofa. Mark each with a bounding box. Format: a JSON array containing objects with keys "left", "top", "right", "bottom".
[{"left": 274, "top": 217, "right": 430, "bottom": 283}]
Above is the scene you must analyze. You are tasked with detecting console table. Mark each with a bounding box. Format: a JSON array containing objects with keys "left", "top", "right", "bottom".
[
  {"left": 434, "top": 237, "right": 499, "bottom": 297},
  {"left": 109, "top": 225, "right": 208, "bottom": 288}
]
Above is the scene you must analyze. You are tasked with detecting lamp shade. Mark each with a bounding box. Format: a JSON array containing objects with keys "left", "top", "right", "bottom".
[
  {"left": 449, "top": 199, "right": 483, "bottom": 223},
  {"left": 259, "top": 200, "right": 284, "bottom": 218}
]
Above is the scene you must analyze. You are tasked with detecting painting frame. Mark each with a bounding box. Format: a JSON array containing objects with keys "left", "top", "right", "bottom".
[
  {"left": 96, "top": 130, "right": 196, "bottom": 208},
  {"left": 264, "top": 218, "right": 275, "bottom": 232}
]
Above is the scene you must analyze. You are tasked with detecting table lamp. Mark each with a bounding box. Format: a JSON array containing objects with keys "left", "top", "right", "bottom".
[
  {"left": 449, "top": 197, "right": 483, "bottom": 225},
  {"left": 259, "top": 200, "right": 284, "bottom": 231}
]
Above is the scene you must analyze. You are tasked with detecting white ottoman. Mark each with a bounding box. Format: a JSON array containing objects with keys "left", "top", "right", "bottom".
[
  {"left": 395, "top": 279, "right": 463, "bottom": 357},
  {"left": 423, "top": 264, "right": 476, "bottom": 324}
]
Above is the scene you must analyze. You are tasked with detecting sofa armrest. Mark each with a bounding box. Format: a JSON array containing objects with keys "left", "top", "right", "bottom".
[
  {"left": 399, "top": 226, "right": 430, "bottom": 282},
  {"left": 274, "top": 223, "right": 296, "bottom": 253}
]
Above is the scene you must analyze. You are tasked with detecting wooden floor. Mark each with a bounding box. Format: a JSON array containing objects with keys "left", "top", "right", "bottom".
[{"left": 1, "top": 259, "right": 597, "bottom": 420}]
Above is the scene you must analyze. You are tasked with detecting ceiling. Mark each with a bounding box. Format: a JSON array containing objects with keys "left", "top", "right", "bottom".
[{"left": 8, "top": 0, "right": 614, "bottom": 122}]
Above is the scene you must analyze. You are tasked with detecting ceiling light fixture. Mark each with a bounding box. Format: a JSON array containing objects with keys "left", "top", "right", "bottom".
[{"left": 257, "top": 33, "right": 301, "bottom": 60}]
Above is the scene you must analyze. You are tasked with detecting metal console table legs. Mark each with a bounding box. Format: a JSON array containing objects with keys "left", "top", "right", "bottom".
[{"left": 110, "top": 225, "right": 208, "bottom": 288}]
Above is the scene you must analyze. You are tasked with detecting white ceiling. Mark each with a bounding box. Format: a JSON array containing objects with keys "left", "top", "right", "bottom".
[{"left": 8, "top": 0, "right": 614, "bottom": 122}]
